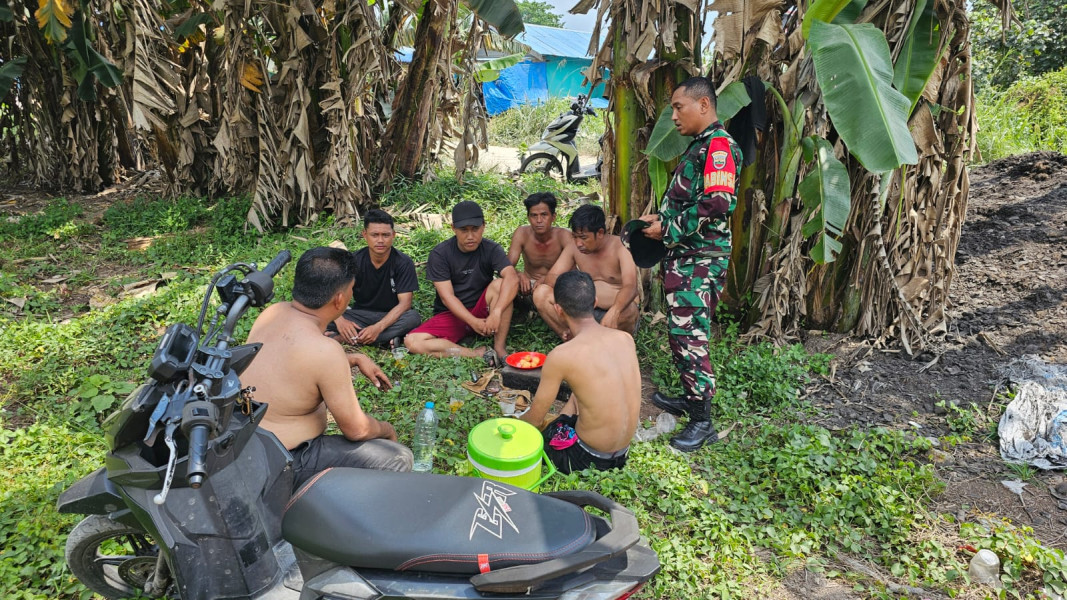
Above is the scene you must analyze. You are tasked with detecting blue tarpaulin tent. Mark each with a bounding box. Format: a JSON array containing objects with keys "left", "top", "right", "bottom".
[{"left": 483, "top": 24, "right": 608, "bottom": 116}]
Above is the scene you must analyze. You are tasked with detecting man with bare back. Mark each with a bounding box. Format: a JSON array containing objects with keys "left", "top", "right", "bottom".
[
  {"left": 519, "top": 271, "right": 639, "bottom": 474},
  {"left": 507, "top": 192, "right": 574, "bottom": 310},
  {"left": 243, "top": 247, "right": 413, "bottom": 488},
  {"left": 533, "top": 204, "right": 640, "bottom": 338}
]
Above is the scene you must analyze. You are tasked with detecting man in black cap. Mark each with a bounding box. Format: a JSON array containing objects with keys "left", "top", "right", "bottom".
[{"left": 404, "top": 200, "right": 518, "bottom": 363}]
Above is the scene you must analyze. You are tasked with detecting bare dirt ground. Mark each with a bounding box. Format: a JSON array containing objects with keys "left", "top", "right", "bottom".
[{"left": 800, "top": 151, "right": 1067, "bottom": 555}]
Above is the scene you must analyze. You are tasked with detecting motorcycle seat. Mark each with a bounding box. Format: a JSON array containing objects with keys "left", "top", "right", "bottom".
[{"left": 281, "top": 468, "right": 597, "bottom": 575}]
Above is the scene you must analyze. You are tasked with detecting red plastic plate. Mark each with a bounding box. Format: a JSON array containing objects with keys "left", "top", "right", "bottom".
[{"left": 505, "top": 351, "right": 546, "bottom": 370}]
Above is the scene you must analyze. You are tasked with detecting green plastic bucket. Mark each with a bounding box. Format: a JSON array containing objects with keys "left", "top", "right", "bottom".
[{"left": 467, "top": 418, "right": 556, "bottom": 491}]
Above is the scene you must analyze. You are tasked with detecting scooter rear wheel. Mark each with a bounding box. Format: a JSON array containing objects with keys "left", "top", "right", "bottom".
[
  {"left": 519, "top": 152, "right": 566, "bottom": 182},
  {"left": 65, "top": 515, "right": 164, "bottom": 599}
]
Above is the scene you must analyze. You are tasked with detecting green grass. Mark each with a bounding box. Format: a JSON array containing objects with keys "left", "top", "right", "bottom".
[
  {"left": 975, "top": 66, "right": 1067, "bottom": 162},
  {"left": 0, "top": 172, "right": 1063, "bottom": 599},
  {"left": 487, "top": 97, "right": 606, "bottom": 156}
]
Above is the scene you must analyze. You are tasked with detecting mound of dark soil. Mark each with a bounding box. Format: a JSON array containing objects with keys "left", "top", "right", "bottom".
[{"left": 803, "top": 151, "right": 1067, "bottom": 551}]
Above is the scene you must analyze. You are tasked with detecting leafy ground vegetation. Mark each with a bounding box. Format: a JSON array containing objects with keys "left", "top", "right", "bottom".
[
  {"left": 975, "top": 67, "right": 1067, "bottom": 162},
  {"left": 487, "top": 97, "right": 606, "bottom": 157},
  {"left": 1, "top": 169, "right": 1065, "bottom": 599}
]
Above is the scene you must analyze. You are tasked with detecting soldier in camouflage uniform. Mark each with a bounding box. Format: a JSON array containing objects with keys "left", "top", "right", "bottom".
[{"left": 639, "top": 76, "right": 741, "bottom": 452}]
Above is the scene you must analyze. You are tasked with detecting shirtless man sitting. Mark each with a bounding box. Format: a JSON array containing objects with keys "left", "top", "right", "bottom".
[
  {"left": 507, "top": 192, "right": 573, "bottom": 307},
  {"left": 519, "top": 271, "right": 640, "bottom": 474},
  {"left": 533, "top": 204, "right": 640, "bottom": 338},
  {"left": 243, "top": 247, "right": 413, "bottom": 488}
]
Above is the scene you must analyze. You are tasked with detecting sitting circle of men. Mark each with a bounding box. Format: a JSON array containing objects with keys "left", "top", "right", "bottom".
[{"left": 242, "top": 77, "right": 739, "bottom": 478}]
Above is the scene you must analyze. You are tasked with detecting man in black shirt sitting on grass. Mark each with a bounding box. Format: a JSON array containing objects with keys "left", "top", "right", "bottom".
[
  {"left": 404, "top": 200, "right": 518, "bottom": 364},
  {"left": 328, "top": 209, "right": 421, "bottom": 349}
]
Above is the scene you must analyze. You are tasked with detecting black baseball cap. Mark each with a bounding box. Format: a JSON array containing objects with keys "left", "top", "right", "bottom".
[{"left": 451, "top": 200, "right": 484, "bottom": 228}]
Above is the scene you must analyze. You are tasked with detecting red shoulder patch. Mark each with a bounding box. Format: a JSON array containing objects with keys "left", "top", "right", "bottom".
[{"left": 703, "top": 136, "right": 737, "bottom": 194}]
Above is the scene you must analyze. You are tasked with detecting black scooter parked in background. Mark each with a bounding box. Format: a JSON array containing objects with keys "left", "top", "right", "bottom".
[{"left": 57, "top": 250, "right": 659, "bottom": 600}]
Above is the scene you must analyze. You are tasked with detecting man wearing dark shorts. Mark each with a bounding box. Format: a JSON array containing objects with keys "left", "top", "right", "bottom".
[
  {"left": 519, "top": 272, "right": 640, "bottom": 474},
  {"left": 243, "top": 247, "right": 412, "bottom": 488},
  {"left": 328, "top": 209, "right": 421, "bottom": 348},
  {"left": 404, "top": 200, "right": 519, "bottom": 362}
]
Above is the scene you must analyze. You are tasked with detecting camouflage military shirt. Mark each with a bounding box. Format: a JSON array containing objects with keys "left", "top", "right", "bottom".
[{"left": 659, "top": 121, "right": 742, "bottom": 259}]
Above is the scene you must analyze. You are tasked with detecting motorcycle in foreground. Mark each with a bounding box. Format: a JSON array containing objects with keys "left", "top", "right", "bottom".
[
  {"left": 519, "top": 94, "right": 602, "bottom": 183},
  {"left": 57, "top": 250, "right": 660, "bottom": 599}
]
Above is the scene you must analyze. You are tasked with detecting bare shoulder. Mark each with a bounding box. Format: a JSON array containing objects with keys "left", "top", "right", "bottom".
[
  {"left": 513, "top": 225, "right": 532, "bottom": 242},
  {"left": 608, "top": 327, "right": 637, "bottom": 350},
  {"left": 553, "top": 227, "right": 574, "bottom": 244},
  {"left": 545, "top": 339, "right": 579, "bottom": 365}
]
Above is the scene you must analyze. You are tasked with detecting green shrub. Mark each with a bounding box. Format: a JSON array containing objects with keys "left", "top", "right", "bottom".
[
  {"left": 102, "top": 195, "right": 209, "bottom": 239},
  {"left": 0, "top": 198, "right": 89, "bottom": 241},
  {"left": 975, "top": 67, "right": 1067, "bottom": 162}
]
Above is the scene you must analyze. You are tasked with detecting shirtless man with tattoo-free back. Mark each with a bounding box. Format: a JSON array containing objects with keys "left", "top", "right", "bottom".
[{"left": 243, "top": 247, "right": 412, "bottom": 487}]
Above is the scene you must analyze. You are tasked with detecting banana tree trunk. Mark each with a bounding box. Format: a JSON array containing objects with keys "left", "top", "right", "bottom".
[{"left": 378, "top": 0, "right": 457, "bottom": 186}]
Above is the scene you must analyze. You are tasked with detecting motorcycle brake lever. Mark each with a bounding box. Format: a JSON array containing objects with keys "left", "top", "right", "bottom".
[
  {"left": 143, "top": 393, "right": 171, "bottom": 446},
  {"left": 153, "top": 422, "right": 179, "bottom": 505}
]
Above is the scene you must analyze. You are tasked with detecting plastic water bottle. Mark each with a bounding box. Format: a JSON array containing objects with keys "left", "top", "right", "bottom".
[{"left": 412, "top": 402, "right": 438, "bottom": 473}]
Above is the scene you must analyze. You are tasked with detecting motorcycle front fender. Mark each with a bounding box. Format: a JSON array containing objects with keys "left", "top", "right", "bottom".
[{"left": 56, "top": 467, "right": 139, "bottom": 527}]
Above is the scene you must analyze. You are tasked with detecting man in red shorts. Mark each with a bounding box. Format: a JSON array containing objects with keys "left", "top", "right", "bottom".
[{"left": 404, "top": 200, "right": 518, "bottom": 363}]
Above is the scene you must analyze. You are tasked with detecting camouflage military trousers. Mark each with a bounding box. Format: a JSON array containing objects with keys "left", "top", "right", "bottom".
[{"left": 663, "top": 255, "right": 729, "bottom": 403}]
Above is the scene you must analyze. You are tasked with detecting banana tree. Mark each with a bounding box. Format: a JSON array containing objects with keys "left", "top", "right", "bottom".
[
  {"left": 574, "top": 0, "right": 974, "bottom": 351},
  {"left": 377, "top": 0, "right": 524, "bottom": 187}
]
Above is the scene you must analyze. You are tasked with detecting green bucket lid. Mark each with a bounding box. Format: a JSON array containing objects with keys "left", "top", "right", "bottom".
[{"left": 467, "top": 418, "right": 544, "bottom": 471}]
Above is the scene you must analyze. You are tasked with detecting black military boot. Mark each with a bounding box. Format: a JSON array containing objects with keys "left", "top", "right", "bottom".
[
  {"left": 669, "top": 400, "right": 718, "bottom": 452},
  {"left": 651, "top": 391, "right": 691, "bottom": 417}
]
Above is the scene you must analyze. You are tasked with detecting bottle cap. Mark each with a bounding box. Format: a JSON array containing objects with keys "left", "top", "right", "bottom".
[{"left": 425, "top": 401, "right": 434, "bottom": 409}]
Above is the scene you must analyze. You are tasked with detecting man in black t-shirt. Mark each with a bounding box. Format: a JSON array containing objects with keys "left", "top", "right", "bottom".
[
  {"left": 328, "top": 209, "right": 421, "bottom": 348},
  {"left": 404, "top": 200, "right": 518, "bottom": 362}
]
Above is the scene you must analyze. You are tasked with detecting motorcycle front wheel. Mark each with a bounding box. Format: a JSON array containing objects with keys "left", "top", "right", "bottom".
[
  {"left": 65, "top": 515, "right": 165, "bottom": 599},
  {"left": 519, "top": 152, "right": 566, "bottom": 182}
]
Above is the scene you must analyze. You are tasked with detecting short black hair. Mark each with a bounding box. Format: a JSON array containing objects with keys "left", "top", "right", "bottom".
[
  {"left": 554, "top": 271, "right": 595, "bottom": 318},
  {"left": 291, "top": 247, "right": 356, "bottom": 309},
  {"left": 363, "top": 208, "right": 394, "bottom": 229},
  {"left": 677, "top": 76, "right": 717, "bottom": 107},
  {"left": 524, "top": 192, "right": 557, "bottom": 215},
  {"left": 569, "top": 204, "right": 606, "bottom": 234}
]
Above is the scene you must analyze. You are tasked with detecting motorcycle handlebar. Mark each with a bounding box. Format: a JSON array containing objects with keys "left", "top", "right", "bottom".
[
  {"left": 261, "top": 250, "right": 291, "bottom": 278},
  {"left": 186, "top": 423, "right": 209, "bottom": 488}
]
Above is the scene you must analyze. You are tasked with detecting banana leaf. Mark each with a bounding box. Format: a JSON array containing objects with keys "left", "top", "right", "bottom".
[
  {"left": 65, "top": 11, "right": 122, "bottom": 101},
  {"left": 768, "top": 86, "right": 805, "bottom": 206},
  {"left": 893, "top": 0, "right": 941, "bottom": 115},
  {"left": 799, "top": 136, "right": 850, "bottom": 263},
  {"left": 464, "top": 0, "right": 524, "bottom": 38},
  {"left": 832, "top": 0, "right": 868, "bottom": 24},
  {"left": 644, "top": 81, "right": 750, "bottom": 162},
  {"left": 809, "top": 20, "right": 917, "bottom": 172},
  {"left": 0, "top": 57, "right": 27, "bottom": 101},
  {"left": 802, "top": 0, "right": 856, "bottom": 39},
  {"left": 644, "top": 106, "right": 690, "bottom": 162},
  {"left": 716, "top": 81, "right": 752, "bottom": 123},
  {"left": 474, "top": 52, "right": 525, "bottom": 83},
  {"left": 648, "top": 155, "right": 669, "bottom": 205},
  {"left": 173, "top": 12, "right": 215, "bottom": 40}
]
